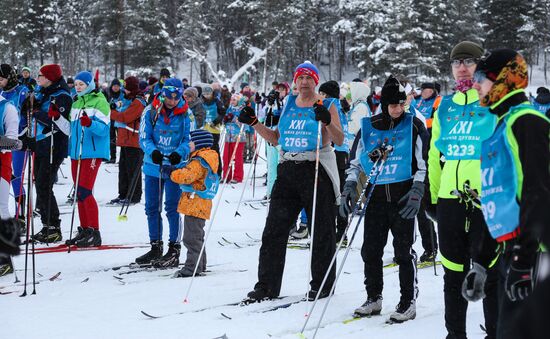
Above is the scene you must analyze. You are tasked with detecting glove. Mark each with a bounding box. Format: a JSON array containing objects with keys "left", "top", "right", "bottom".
[
  {"left": 368, "top": 148, "right": 383, "bottom": 162},
  {"left": 20, "top": 135, "right": 36, "bottom": 152},
  {"left": 505, "top": 245, "right": 533, "bottom": 302},
  {"left": 313, "top": 103, "right": 331, "bottom": 125},
  {"left": 254, "top": 93, "right": 262, "bottom": 105},
  {"left": 48, "top": 102, "right": 61, "bottom": 119},
  {"left": 223, "top": 113, "right": 234, "bottom": 123},
  {"left": 151, "top": 150, "right": 164, "bottom": 165},
  {"left": 339, "top": 181, "right": 358, "bottom": 218},
  {"left": 80, "top": 113, "right": 92, "bottom": 127},
  {"left": 110, "top": 102, "right": 117, "bottom": 110},
  {"left": 238, "top": 106, "right": 258, "bottom": 126},
  {"left": 212, "top": 115, "right": 223, "bottom": 126},
  {"left": 398, "top": 181, "right": 424, "bottom": 219},
  {"left": 168, "top": 152, "right": 182, "bottom": 165},
  {"left": 462, "top": 262, "right": 487, "bottom": 302}
]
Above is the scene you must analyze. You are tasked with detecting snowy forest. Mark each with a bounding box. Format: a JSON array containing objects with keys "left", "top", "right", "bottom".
[{"left": 1, "top": 0, "right": 549, "bottom": 88}]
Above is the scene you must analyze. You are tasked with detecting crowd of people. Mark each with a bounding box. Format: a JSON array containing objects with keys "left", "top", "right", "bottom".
[{"left": 0, "top": 40, "right": 548, "bottom": 339}]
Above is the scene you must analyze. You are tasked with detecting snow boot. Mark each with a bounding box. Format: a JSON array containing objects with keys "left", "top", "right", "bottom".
[
  {"left": 152, "top": 242, "right": 181, "bottom": 268},
  {"left": 135, "top": 240, "right": 163, "bottom": 265},
  {"left": 289, "top": 223, "right": 308, "bottom": 240},
  {"left": 388, "top": 300, "right": 416, "bottom": 323},
  {"left": 32, "top": 226, "right": 62, "bottom": 244},
  {"left": 65, "top": 226, "right": 87, "bottom": 246},
  {"left": 74, "top": 228, "right": 102, "bottom": 248},
  {"left": 354, "top": 295, "right": 383, "bottom": 317},
  {"left": 173, "top": 266, "right": 195, "bottom": 278},
  {"left": 419, "top": 250, "right": 437, "bottom": 263},
  {"left": 0, "top": 257, "right": 13, "bottom": 276},
  {"left": 107, "top": 197, "right": 123, "bottom": 205}
]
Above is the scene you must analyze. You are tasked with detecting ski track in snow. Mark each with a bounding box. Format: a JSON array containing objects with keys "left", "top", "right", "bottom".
[{"left": 3, "top": 157, "right": 488, "bottom": 339}]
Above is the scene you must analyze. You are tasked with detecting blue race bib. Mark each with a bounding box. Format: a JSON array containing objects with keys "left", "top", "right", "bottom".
[
  {"left": 359, "top": 113, "right": 413, "bottom": 184},
  {"left": 278, "top": 96, "right": 324, "bottom": 152}
]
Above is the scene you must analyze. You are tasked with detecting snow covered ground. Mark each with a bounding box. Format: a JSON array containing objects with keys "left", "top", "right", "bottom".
[{"left": 3, "top": 150, "right": 488, "bottom": 339}]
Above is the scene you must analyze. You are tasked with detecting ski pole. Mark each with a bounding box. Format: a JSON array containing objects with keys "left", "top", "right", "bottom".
[
  {"left": 300, "top": 154, "right": 384, "bottom": 333},
  {"left": 234, "top": 137, "right": 263, "bottom": 217},
  {"left": 45, "top": 114, "right": 55, "bottom": 245},
  {"left": 58, "top": 164, "right": 67, "bottom": 179},
  {"left": 117, "top": 152, "right": 144, "bottom": 222},
  {"left": 67, "top": 121, "right": 86, "bottom": 254},
  {"left": 252, "top": 131, "right": 258, "bottom": 198},
  {"left": 310, "top": 151, "right": 390, "bottom": 339},
  {"left": 183, "top": 124, "right": 245, "bottom": 303},
  {"left": 303, "top": 120, "right": 322, "bottom": 310},
  {"left": 29, "top": 149, "right": 36, "bottom": 294}
]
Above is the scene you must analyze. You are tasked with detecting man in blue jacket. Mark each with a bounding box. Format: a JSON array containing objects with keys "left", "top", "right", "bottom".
[{"left": 137, "top": 78, "right": 193, "bottom": 265}]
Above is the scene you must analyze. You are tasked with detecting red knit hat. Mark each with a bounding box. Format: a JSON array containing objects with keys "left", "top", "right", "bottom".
[{"left": 40, "top": 64, "right": 62, "bottom": 82}]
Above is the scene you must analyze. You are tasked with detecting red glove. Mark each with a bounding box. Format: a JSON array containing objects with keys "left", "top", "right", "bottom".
[
  {"left": 48, "top": 102, "right": 61, "bottom": 119},
  {"left": 80, "top": 113, "right": 92, "bottom": 127}
]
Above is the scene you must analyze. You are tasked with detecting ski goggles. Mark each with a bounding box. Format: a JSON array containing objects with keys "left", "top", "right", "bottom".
[
  {"left": 450, "top": 58, "right": 478, "bottom": 68},
  {"left": 162, "top": 85, "right": 183, "bottom": 100}
]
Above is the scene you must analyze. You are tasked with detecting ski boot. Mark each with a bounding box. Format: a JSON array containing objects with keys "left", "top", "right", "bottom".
[
  {"left": 419, "top": 250, "right": 437, "bottom": 263},
  {"left": 173, "top": 266, "right": 196, "bottom": 278},
  {"left": 354, "top": 295, "right": 383, "bottom": 317},
  {"left": 107, "top": 197, "right": 124, "bottom": 206},
  {"left": 242, "top": 287, "right": 277, "bottom": 304},
  {"left": 307, "top": 289, "right": 332, "bottom": 301},
  {"left": 0, "top": 257, "right": 13, "bottom": 276},
  {"left": 135, "top": 240, "right": 163, "bottom": 265},
  {"left": 65, "top": 226, "right": 87, "bottom": 246},
  {"left": 152, "top": 242, "right": 180, "bottom": 268},
  {"left": 75, "top": 228, "right": 101, "bottom": 248},
  {"left": 388, "top": 300, "right": 416, "bottom": 323},
  {"left": 32, "top": 226, "right": 62, "bottom": 244}
]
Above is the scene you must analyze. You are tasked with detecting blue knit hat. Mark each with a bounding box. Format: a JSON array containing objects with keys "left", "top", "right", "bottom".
[
  {"left": 75, "top": 71, "right": 96, "bottom": 97},
  {"left": 162, "top": 78, "right": 184, "bottom": 100},
  {"left": 190, "top": 130, "right": 214, "bottom": 150}
]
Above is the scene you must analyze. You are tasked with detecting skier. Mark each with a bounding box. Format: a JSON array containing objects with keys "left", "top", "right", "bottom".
[
  {"left": 0, "top": 64, "right": 30, "bottom": 222},
  {"left": 107, "top": 79, "right": 123, "bottom": 163},
  {"left": 460, "top": 48, "right": 550, "bottom": 339},
  {"left": 238, "top": 61, "right": 344, "bottom": 302},
  {"left": 136, "top": 78, "right": 192, "bottom": 266},
  {"left": 530, "top": 86, "right": 550, "bottom": 117},
  {"left": 412, "top": 82, "right": 441, "bottom": 127},
  {"left": 202, "top": 84, "right": 224, "bottom": 173},
  {"left": 222, "top": 93, "right": 246, "bottom": 183},
  {"left": 170, "top": 129, "right": 219, "bottom": 275},
  {"left": 427, "top": 41, "right": 499, "bottom": 339},
  {"left": 348, "top": 79, "right": 372, "bottom": 136},
  {"left": 19, "top": 67, "right": 37, "bottom": 92},
  {"left": 0, "top": 70, "right": 24, "bottom": 275},
  {"left": 183, "top": 87, "right": 206, "bottom": 129},
  {"left": 64, "top": 71, "right": 110, "bottom": 247},
  {"left": 31, "top": 64, "right": 72, "bottom": 244},
  {"left": 319, "top": 80, "right": 350, "bottom": 245},
  {"left": 108, "top": 76, "right": 145, "bottom": 206},
  {"left": 341, "top": 75, "right": 429, "bottom": 323}
]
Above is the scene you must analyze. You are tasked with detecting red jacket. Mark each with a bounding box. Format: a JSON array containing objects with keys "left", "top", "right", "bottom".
[{"left": 110, "top": 98, "right": 145, "bottom": 148}]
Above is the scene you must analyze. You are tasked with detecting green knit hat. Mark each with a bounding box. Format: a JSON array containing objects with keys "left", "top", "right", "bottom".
[{"left": 450, "top": 41, "right": 484, "bottom": 60}]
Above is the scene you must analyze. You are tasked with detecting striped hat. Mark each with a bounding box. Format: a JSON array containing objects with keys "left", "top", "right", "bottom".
[{"left": 191, "top": 130, "right": 214, "bottom": 150}]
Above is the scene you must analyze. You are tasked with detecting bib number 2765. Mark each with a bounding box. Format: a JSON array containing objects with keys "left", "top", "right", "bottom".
[{"left": 284, "top": 138, "right": 309, "bottom": 148}]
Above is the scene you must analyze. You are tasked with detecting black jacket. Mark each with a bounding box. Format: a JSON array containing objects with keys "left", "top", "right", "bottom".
[
  {"left": 347, "top": 109, "right": 429, "bottom": 203},
  {"left": 491, "top": 91, "right": 550, "bottom": 254}
]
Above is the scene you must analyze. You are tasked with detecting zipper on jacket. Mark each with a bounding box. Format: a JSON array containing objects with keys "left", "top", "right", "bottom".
[{"left": 454, "top": 91, "right": 468, "bottom": 194}]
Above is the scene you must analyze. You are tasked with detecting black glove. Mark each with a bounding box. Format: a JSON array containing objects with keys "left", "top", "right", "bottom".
[
  {"left": 20, "top": 135, "right": 36, "bottom": 152},
  {"left": 313, "top": 103, "right": 331, "bottom": 125},
  {"left": 168, "top": 152, "right": 182, "bottom": 165},
  {"left": 151, "top": 150, "right": 163, "bottom": 165},
  {"left": 254, "top": 93, "right": 262, "bottom": 105},
  {"left": 398, "top": 181, "right": 424, "bottom": 219},
  {"left": 339, "top": 180, "right": 358, "bottom": 218},
  {"left": 110, "top": 102, "right": 117, "bottom": 110},
  {"left": 505, "top": 245, "right": 533, "bottom": 302},
  {"left": 238, "top": 106, "right": 258, "bottom": 126},
  {"left": 212, "top": 115, "right": 223, "bottom": 126},
  {"left": 368, "top": 148, "right": 383, "bottom": 162},
  {"left": 462, "top": 262, "right": 487, "bottom": 302}
]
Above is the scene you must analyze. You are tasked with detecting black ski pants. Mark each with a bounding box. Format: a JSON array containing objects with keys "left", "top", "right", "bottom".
[
  {"left": 418, "top": 199, "right": 438, "bottom": 252},
  {"left": 335, "top": 150, "right": 348, "bottom": 239},
  {"left": 437, "top": 198, "right": 499, "bottom": 339},
  {"left": 34, "top": 155, "right": 64, "bottom": 228},
  {"left": 255, "top": 161, "right": 336, "bottom": 296},
  {"left": 362, "top": 200, "right": 417, "bottom": 302},
  {"left": 118, "top": 146, "right": 143, "bottom": 203}
]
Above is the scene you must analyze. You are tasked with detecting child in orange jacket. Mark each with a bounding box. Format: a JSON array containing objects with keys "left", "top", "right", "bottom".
[{"left": 170, "top": 129, "right": 219, "bottom": 277}]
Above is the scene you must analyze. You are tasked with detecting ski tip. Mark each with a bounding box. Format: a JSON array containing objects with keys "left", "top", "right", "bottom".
[
  {"left": 220, "top": 312, "right": 232, "bottom": 320},
  {"left": 140, "top": 310, "right": 158, "bottom": 319}
]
